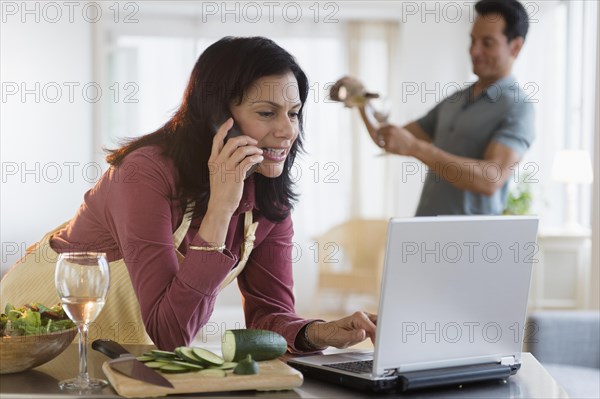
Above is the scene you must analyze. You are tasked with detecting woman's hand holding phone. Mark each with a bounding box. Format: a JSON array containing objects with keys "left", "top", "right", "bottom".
[
  {"left": 198, "top": 118, "right": 263, "bottom": 247},
  {"left": 206, "top": 118, "right": 263, "bottom": 217}
]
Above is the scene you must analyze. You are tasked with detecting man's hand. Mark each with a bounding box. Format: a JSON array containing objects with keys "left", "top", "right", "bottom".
[
  {"left": 307, "top": 312, "right": 377, "bottom": 349},
  {"left": 374, "top": 122, "right": 522, "bottom": 196},
  {"left": 376, "top": 125, "right": 419, "bottom": 156}
]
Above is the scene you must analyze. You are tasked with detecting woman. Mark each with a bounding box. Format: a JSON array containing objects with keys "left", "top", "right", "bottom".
[{"left": 1, "top": 37, "right": 376, "bottom": 352}]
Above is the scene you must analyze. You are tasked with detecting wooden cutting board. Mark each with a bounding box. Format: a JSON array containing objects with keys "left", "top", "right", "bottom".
[{"left": 102, "top": 359, "right": 303, "bottom": 398}]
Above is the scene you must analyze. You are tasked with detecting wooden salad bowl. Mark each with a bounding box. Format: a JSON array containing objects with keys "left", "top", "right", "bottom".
[{"left": 0, "top": 327, "right": 77, "bottom": 374}]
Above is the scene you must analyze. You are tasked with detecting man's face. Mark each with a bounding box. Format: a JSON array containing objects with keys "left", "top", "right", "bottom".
[{"left": 469, "top": 13, "right": 523, "bottom": 82}]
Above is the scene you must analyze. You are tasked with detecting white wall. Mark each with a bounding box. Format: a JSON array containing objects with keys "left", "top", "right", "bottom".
[{"left": 1, "top": 10, "right": 94, "bottom": 275}]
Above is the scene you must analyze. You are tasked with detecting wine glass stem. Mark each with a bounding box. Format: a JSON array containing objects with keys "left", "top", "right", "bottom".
[{"left": 77, "top": 323, "right": 90, "bottom": 386}]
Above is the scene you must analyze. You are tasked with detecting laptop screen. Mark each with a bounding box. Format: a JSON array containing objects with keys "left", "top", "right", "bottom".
[{"left": 373, "top": 216, "right": 538, "bottom": 376}]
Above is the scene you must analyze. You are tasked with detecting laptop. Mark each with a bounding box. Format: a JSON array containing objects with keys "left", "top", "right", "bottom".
[{"left": 288, "top": 216, "right": 539, "bottom": 392}]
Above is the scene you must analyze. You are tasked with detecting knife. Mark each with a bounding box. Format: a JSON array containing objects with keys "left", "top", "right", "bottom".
[{"left": 92, "top": 339, "right": 174, "bottom": 388}]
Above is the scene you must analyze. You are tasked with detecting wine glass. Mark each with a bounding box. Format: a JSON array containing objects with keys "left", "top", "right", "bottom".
[
  {"left": 366, "top": 96, "right": 392, "bottom": 156},
  {"left": 369, "top": 96, "right": 391, "bottom": 126},
  {"left": 55, "top": 252, "right": 110, "bottom": 390}
]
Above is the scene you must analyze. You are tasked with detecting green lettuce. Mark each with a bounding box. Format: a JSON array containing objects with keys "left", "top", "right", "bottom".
[{"left": 1, "top": 303, "right": 75, "bottom": 336}]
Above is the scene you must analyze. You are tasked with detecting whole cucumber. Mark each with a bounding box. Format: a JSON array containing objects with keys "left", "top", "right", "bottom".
[{"left": 221, "top": 329, "right": 287, "bottom": 362}]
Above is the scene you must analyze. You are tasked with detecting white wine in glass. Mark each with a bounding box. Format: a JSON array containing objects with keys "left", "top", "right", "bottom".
[
  {"left": 369, "top": 96, "right": 391, "bottom": 126},
  {"left": 55, "top": 252, "right": 110, "bottom": 390}
]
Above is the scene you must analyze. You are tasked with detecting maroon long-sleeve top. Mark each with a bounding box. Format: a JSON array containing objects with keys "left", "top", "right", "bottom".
[{"left": 51, "top": 145, "right": 313, "bottom": 351}]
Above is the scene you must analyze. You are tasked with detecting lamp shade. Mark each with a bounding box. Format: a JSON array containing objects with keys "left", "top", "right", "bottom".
[{"left": 551, "top": 150, "right": 594, "bottom": 184}]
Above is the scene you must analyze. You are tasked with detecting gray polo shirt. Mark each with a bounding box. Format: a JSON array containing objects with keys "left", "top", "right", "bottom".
[{"left": 415, "top": 75, "right": 535, "bottom": 216}]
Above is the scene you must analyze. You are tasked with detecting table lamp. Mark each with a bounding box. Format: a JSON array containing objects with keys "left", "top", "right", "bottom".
[{"left": 551, "top": 149, "right": 594, "bottom": 232}]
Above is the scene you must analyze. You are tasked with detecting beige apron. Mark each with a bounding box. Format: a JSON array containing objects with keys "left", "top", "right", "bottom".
[{"left": 0, "top": 208, "right": 258, "bottom": 345}]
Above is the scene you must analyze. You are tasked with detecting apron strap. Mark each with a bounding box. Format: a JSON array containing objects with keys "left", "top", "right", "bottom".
[
  {"left": 218, "top": 210, "right": 258, "bottom": 291},
  {"left": 173, "top": 201, "right": 195, "bottom": 249}
]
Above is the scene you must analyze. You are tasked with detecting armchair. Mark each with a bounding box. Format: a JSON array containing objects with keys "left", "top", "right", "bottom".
[
  {"left": 526, "top": 310, "right": 600, "bottom": 398},
  {"left": 312, "top": 219, "right": 388, "bottom": 312}
]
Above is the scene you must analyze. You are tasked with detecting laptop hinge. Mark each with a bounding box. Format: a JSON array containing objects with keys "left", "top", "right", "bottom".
[{"left": 500, "top": 356, "right": 516, "bottom": 366}]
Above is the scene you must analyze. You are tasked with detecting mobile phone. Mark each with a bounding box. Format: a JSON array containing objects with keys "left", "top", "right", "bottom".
[
  {"left": 219, "top": 117, "right": 259, "bottom": 178},
  {"left": 224, "top": 121, "right": 243, "bottom": 143}
]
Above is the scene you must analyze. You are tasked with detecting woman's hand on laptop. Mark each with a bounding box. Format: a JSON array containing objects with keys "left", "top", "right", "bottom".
[{"left": 308, "top": 311, "right": 377, "bottom": 349}]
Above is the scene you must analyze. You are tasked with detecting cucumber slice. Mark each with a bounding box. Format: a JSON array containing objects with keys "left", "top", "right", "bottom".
[
  {"left": 191, "top": 347, "right": 224, "bottom": 367},
  {"left": 222, "top": 329, "right": 287, "bottom": 362},
  {"left": 136, "top": 355, "right": 155, "bottom": 362},
  {"left": 144, "top": 361, "right": 164, "bottom": 369},
  {"left": 170, "top": 360, "right": 204, "bottom": 371},
  {"left": 213, "top": 362, "right": 237, "bottom": 370},
  {"left": 175, "top": 347, "right": 204, "bottom": 365},
  {"left": 151, "top": 349, "right": 177, "bottom": 359},
  {"left": 160, "top": 364, "right": 189, "bottom": 373},
  {"left": 198, "top": 369, "right": 226, "bottom": 377}
]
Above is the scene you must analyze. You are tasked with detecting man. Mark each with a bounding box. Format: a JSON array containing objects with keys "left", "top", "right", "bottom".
[{"left": 376, "top": 0, "right": 534, "bottom": 216}]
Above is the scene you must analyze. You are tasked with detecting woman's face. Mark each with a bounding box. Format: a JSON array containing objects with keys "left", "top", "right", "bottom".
[{"left": 230, "top": 72, "right": 301, "bottom": 179}]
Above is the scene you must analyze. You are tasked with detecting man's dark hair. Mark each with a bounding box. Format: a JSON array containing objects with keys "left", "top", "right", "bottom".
[{"left": 475, "top": 0, "right": 530, "bottom": 42}]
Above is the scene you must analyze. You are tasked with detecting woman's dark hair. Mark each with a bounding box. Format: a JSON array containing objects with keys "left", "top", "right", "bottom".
[
  {"left": 106, "top": 36, "right": 309, "bottom": 222},
  {"left": 475, "top": 0, "right": 529, "bottom": 42}
]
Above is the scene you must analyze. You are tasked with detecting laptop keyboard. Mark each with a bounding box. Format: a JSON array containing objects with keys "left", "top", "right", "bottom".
[{"left": 324, "top": 360, "right": 373, "bottom": 374}]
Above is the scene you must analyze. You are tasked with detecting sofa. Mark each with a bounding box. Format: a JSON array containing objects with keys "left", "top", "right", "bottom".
[{"left": 526, "top": 310, "right": 600, "bottom": 398}]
